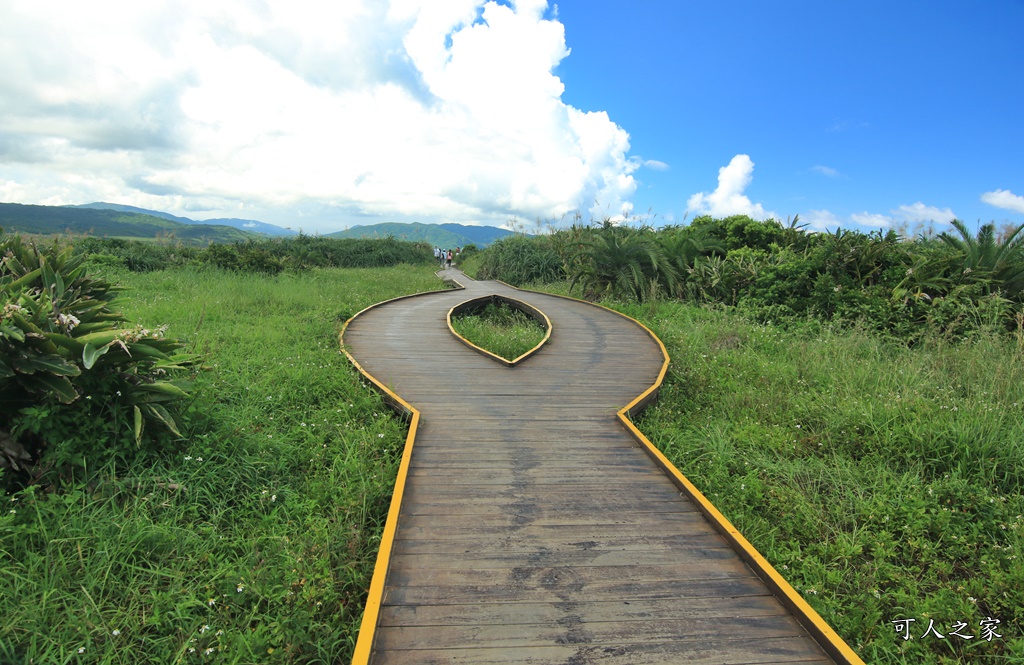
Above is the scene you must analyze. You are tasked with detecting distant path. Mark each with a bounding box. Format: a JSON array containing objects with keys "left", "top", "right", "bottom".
[{"left": 342, "top": 268, "right": 861, "bottom": 664}]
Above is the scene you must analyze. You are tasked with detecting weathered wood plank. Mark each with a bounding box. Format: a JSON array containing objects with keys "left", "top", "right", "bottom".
[
  {"left": 378, "top": 595, "right": 785, "bottom": 626},
  {"left": 383, "top": 576, "right": 778, "bottom": 606},
  {"left": 389, "top": 546, "right": 737, "bottom": 570},
  {"left": 384, "top": 562, "right": 755, "bottom": 587},
  {"left": 392, "top": 532, "right": 727, "bottom": 555},
  {"left": 370, "top": 638, "right": 832, "bottom": 665},
  {"left": 375, "top": 615, "right": 813, "bottom": 651}
]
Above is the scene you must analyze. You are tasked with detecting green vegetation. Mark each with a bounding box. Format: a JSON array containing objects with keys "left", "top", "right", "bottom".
[
  {"left": 1, "top": 234, "right": 200, "bottom": 482},
  {"left": 475, "top": 215, "right": 1024, "bottom": 344},
  {"left": 69, "top": 235, "right": 434, "bottom": 274},
  {"left": 475, "top": 233, "right": 562, "bottom": 286},
  {"left": 450, "top": 300, "right": 546, "bottom": 362},
  {"left": 1, "top": 229, "right": 444, "bottom": 664}
]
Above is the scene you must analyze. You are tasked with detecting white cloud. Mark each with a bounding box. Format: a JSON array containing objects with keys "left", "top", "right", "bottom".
[
  {"left": 811, "top": 165, "right": 840, "bottom": 178},
  {"left": 686, "top": 154, "right": 773, "bottom": 219},
  {"left": 0, "top": 0, "right": 637, "bottom": 231},
  {"left": 643, "top": 159, "right": 670, "bottom": 171},
  {"left": 981, "top": 189, "right": 1024, "bottom": 214},
  {"left": 801, "top": 209, "right": 841, "bottom": 231},
  {"left": 892, "top": 202, "right": 956, "bottom": 223},
  {"left": 850, "top": 212, "right": 893, "bottom": 228}
]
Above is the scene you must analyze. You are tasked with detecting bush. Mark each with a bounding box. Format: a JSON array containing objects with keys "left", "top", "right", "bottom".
[
  {"left": 1, "top": 232, "right": 201, "bottom": 487},
  {"left": 475, "top": 234, "right": 563, "bottom": 286},
  {"left": 202, "top": 240, "right": 286, "bottom": 274},
  {"left": 71, "top": 237, "right": 197, "bottom": 272}
]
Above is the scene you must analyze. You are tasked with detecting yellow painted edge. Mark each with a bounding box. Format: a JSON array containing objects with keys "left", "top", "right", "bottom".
[
  {"left": 498, "top": 280, "right": 864, "bottom": 665},
  {"left": 340, "top": 276, "right": 465, "bottom": 665},
  {"left": 446, "top": 294, "right": 553, "bottom": 366}
]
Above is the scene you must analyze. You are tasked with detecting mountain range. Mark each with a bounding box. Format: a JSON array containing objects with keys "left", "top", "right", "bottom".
[
  {"left": 326, "top": 221, "right": 514, "bottom": 248},
  {"left": 69, "top": 203, "right": 297, "bottom": 237},
  {"left": 0, "top": 201, "right": 517, "bottom": 247}
]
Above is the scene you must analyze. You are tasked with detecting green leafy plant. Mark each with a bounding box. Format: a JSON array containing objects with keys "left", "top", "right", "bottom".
[
  {"left": 475, "top": 233, "right": 563, "bottom": 286},
  {"left": 1, "top": 232, "right": 200, "bottom": 481},
  {"left": 568, "top": 221, "right": 676, "bottom": 302},
  {"left": 938, "top": 219, "right": 1024, "bottom": 297}
]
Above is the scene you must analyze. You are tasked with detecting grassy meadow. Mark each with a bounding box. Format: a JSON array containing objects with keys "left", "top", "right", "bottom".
[
  {"left": 3, "top": 257, "right": 1022, "bottom": 664},
  {"left": 449, "top": 299, "right": 546, "bottom": 362},
  {"left": 1, "top": 265, "right": 444, "bottom": 664},
  {"left": 637, "top": 304, "right": 1023, "bottom": 664}
]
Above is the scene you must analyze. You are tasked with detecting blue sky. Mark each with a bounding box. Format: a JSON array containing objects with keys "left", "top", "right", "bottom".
[
  {"left": 553, "top": 0, "right": 1024, "bottom": 231},
  {"left": 1, "top": 0, "right": 1021, "bottom": 234}
]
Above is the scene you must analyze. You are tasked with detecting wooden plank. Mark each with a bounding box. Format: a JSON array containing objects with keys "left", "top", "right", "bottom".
[
  {"left": 383, "top": 576, "right": 778, "bottom": 606},
  {"left": 375, "top": 615, "right": 812, "bottom": 651},
  {"left": 384, "top": 562, "right": 755, "bottom": 587},
  {"left": 389, "top": 547, "right": 738, "bottom": 570},
  {"left": 379, "top": 595, "right": 786, "bottom": 626},
  {"left": 392, "top": 532, "right": 728, "bottom": 555},
  {"left": 397, "top": 498, "right": 694, "bottom": 517},
  {"left": 370, "top": 639, "right": 832, "bottom": 665},
  {"left": 396, "top": 511, "right": 708, "bottom": 530},
  {"left": 403, "top": 467, "right": 669, "bottom": 484},
  {"left": 401, "top": 484, "right": 680, "bottom": 499}
]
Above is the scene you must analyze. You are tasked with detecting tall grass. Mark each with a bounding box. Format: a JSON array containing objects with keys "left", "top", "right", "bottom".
[{"left": 0, "top": 265, "right": 444, "bottom": 664}]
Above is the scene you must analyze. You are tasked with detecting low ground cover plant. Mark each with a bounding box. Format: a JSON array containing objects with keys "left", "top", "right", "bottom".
[{"left": 450, "top": 299, "right": 546, "bottom": 362}]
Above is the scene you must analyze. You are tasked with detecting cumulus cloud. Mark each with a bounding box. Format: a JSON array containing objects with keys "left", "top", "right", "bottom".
[
  {"left": 686, "top": 154, "right": 773, "bottom": 219},
  {"left": 981, "top": 189, "right": 1024, "bottom": 214},
  {"left": 850, "top": 212, "right": 893, "bottom": 228},
  {"left": 892, "top": 202, "right": 956, "bottom": 223},
  {"left": 0, "top": 0, "right": 637, "bottom": 231}
]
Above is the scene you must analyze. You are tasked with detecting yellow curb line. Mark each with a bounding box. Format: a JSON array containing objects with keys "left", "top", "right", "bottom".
[
  {"left": 446, "top": 294, "right": 552, "bottom": 366},
  {"left": 340, "top": 277, "right": 465, "bottom": 665},
  {"left": 502, "top": 283, "right": 865, "bottom": 665}
]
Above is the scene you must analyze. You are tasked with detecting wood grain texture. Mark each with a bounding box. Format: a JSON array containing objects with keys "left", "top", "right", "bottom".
[{"left": 344, "top": 269, "right": 840, "bottom": 664}]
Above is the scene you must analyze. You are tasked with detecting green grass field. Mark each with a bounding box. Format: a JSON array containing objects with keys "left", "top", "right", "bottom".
[
  {"left": 2, "top": 265, "right": 1021, "bottom": 664},
  {"left": 1, "top": 265, "right": 444, "bottom": 664}
]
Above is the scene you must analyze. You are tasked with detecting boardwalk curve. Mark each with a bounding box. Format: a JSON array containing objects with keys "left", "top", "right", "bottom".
[{"left": 341, "top": 268, "right": 863, "bottom": 665}]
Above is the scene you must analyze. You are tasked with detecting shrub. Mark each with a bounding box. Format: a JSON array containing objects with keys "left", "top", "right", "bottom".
[
  {"left": 0, "top": 232, "right": 200, "bottom": 486},
  {"left": 475, "top": 234, "right": 563, "bottom": 286},
  {"left": 567, "top": 222, "right": 676, "bottom": 302},
  {"left": 202, "top": 240, "right": 286, "bottom": 274},
  {"left": 71, "top": 237, "right": 197, "bottom": 272}
]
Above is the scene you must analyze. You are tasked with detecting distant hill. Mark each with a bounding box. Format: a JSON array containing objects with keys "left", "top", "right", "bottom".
[
  {"left": 70, "top": 202, "right": 297, "bottom": 237},
  {"left": 327, "top": 222, "right": 516, "bottom": 247},
  {"left": 0, "top": 202, "right": 254, "bottom": 244}
]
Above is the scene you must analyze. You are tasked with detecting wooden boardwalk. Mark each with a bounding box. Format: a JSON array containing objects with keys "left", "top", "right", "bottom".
[{"left": 342, "top": 269, "right": 862, "bottom": 665}]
